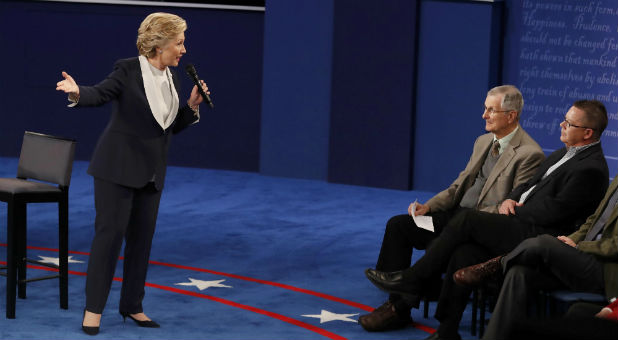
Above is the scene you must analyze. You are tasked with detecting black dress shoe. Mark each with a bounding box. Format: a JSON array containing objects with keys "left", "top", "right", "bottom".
[
  {"left": 453, "top": 255, "right": 503, "bottom": 288},
  {"left": 365, "top": 268, "right": 406, "bottom": 291},
  {"left": 358, "top": 301, "right": 411, "bottom": 332},
  {"left": 120, "top": 312, "right": 160, "bottom": 328},
  {"left": 365, "top": 268, "right": 419, "bottom": 297},
  {"left": 365, "top": 269, "right": 421, "bottom": 308}
]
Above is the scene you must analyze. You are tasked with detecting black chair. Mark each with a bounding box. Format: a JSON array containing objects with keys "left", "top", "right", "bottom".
[
  {"left": 421, "top": 275, "right": 443, "bottom": 319},
  {"left": 421, "top": 277, "right": 485, "bottom": 336},
  {"left": 471, "top": 280, "right": 502, "bottom": 337},
  {"left": 0, "top": 131, "right": 76, "bottom": 318},
  {"left": 546, "top": 290, "right": 607, "bottom": 316},
  {"left": 470, "top": 286, "right": 595, "bottom": 337}
]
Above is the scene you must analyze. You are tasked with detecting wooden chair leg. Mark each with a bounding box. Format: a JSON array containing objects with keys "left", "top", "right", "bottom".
[{"left": 59, "top": 197, "right": 69, "bottom": 309}]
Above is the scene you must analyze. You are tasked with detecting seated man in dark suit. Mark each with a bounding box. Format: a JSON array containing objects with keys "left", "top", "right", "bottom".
[
  {"left": 359, "top": 86, "right": 545, "bottom": 331},
  {"left": 365, "top": 99, "right": 610, "bottom": 340},
  {"left": 454, "top": 171, "right": 618, "bottom": 339}
]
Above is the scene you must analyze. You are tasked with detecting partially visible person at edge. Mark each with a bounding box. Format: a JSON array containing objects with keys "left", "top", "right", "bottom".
[{"left": 55, "top": 12, "right": 210, "bottom": 335}]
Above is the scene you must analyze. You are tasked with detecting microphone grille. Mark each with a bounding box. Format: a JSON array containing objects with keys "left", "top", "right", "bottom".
[{"left": 185, "top": 63, "right": 196, "bottom": 75}]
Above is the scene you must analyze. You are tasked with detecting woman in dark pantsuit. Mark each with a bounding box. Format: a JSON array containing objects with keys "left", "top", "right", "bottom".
[{"left": 55, "top": 12, "right": 209, "bottom": 335}]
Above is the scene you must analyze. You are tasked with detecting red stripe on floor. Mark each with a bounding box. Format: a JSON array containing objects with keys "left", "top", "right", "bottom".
[
  {"left": 0, "top": 261, "right": 345, "bottom": 340},
  {"left": 0, "top": 245, "right": 436, "bottom": 334},
  {"left": 149, "top": 259, "right": 375, "bottom": 312},
  {"left": 146, "top": 281, "right": 347, "bottom": 340}
]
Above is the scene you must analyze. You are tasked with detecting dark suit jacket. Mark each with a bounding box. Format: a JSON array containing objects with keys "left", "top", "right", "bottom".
[
  {"left": 507, "top": 143, "right": 609, "bottom": 233},
  {"left": 76, "top": 57, "right": 198, "bottom": 190}
]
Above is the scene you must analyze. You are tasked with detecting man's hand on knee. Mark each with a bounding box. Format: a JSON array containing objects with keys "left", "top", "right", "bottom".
[
  {"left": 557, "top": 235, "right": 576, "bottom": 247},
  {"left": 499, "top": 199, "right": 522, "bottom": 215}
]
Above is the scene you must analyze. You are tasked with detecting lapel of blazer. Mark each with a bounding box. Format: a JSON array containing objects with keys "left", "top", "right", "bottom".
[
  {"left": 479, "top": 128, "right": 523, "bottom": 202},
  {"left": 545, "top": 143, "right": 599, "bottom": 179},
  {"left": 170, "top": 69, "right": 181, "bottom": 94},
  {"left": 130, "top": 57, "right": 149, "bottom": 108},
  {"left": 526, "top": 144, "right": 599, "bottom": 200},
  {"left": 130, "top": 57, "right": 181, "bottom": 130},
  {"left": 129, "top": 57, "right": 181, "bottom": 95},
  {"left": 596, "top": 177, "right": 618, "bottom": 231},
  {"left": 465, "top": 134, "right": 493, "bottom": 191},
  {"left": 168, "top": 69, "right": 181, "bottom": 128}
]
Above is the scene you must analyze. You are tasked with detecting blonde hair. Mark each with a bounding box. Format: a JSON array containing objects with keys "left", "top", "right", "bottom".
[{"left": 136, "top": 12, "right": 187, "bottom": 58}]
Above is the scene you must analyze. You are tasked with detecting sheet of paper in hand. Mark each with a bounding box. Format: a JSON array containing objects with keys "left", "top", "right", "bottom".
[{"left": 411, "top": 200, "right": 434, "bottom": 232}]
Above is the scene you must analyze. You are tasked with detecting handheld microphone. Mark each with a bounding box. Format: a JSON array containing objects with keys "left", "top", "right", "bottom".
[{"left": 185, "top": 64, "right": 214, "bottom": 109}]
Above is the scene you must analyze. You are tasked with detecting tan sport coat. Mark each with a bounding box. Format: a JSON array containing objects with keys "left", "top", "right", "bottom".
[
  {"left": 426, "top": 126, "right": 544, "bottom": 213},
  {"left": 569, "top": 176, "right": 618, "bottom": 299}
]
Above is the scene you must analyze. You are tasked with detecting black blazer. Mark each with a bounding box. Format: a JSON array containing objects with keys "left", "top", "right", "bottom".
[
  {"left": 507, "top": 143, "right": 609, "bottom": 233},
  {"left": 76, "top": 57, "right": 198, "bottom": 190}
]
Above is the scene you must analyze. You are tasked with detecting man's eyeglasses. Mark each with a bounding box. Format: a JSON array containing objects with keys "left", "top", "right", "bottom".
[
  {"left": 563, "top": 118, "right": 595, "bottom": 130},
  {"left": 483, "top": 106, "right": 512, "bottom": 115}
]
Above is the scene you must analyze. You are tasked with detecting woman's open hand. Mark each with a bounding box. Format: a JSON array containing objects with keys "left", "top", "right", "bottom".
[{"left": 56, "top": 71, "right": 79, "bottom": 95}]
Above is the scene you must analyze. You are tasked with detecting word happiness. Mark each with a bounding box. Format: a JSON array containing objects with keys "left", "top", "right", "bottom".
[{"left": 519, "top": 0, "right": 618, "bottom": 141}]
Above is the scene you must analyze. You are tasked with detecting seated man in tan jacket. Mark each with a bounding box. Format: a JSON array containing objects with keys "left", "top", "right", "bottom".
[{"left": 359, "top": 85, "right": 545, "bottom": 331}]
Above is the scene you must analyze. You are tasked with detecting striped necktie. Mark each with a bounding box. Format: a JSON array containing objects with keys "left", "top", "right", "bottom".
[{"left": 491, "top": 140, "right": 500, "bottom": 157}]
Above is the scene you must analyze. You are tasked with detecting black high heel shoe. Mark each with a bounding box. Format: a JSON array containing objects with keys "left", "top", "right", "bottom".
[
  {"left": 82, "top": 309, "right": 100, "bottom": 336},
  {"left": 120, "top": 312, "right": 160, "bottom": 328}
]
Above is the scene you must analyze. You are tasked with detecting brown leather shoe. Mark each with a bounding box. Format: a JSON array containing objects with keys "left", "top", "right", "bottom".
[
  {"left": 453, "top": 255, "right": 503, "bottom": 287},
  {"left": 358, "top": 301, "right": 411, "bottom": 332}
]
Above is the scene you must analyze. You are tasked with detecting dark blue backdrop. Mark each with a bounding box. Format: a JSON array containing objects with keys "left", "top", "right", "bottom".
[
  {"left": 1, "top": 0, "right": 616, "bottom": 194},
  {"left": 503, "top": 0, "right": 618, "bottom": 175},
  {"left": 0, "top": 0, "right": 264, "bottom": 172},
  {"left": 327, "top": 0, "right": 417, "bottom": 190},
  {"left": 259, "top": 0, "right": 333, "bottom": 181},
  {"left": 413, "top": 0, "right": 503, "bottom": 192}
]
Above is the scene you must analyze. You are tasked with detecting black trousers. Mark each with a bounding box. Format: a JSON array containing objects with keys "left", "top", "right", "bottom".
[
  {"left": 398, "top": 209, "right": 549, "bottom": 337},
  {"left": 85, "top": 178, "right": 162, "bottom": 314},
  {"left": 375, "top": 210, "right": 456, "bottom": 304},
  {"left": 565, "top": 302, "right": 607, "bottom": 319},
  {"left": 375, "top": 210, "right": 455, "bottom": 272},
  {"left": 434, "top": 243, "right": 491, "bottom": 336},
  {"left": 482, "top": 235, "right": 605, "bottom": 339},
  {"left": 510, "top": 316, "right": 618, "bottom": 340}
]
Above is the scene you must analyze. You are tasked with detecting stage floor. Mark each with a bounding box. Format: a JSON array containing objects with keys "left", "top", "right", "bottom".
[{"left": 0, "top": 157, "right": 484, "bottom": 339}]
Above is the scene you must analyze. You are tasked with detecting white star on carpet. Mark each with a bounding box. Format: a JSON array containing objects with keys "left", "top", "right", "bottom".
[
  {"left": 301, "top": 310, "right": 359, "bottom": 323},
  {"left": 37, "top": 255, "right": 84, "bottom": 266},
  {"left": 175, "top": 278, "right": 233, "bottom": 290}
]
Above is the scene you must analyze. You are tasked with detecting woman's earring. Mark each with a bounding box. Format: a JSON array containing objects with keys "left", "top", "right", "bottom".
[{"left": 158, "top": 50, "right": 163, "bottom": 54}]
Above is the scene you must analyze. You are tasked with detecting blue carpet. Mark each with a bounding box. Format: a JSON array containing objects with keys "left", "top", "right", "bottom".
[{"left": 0, "top": 157, "right": 480, "bottom": 339}]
